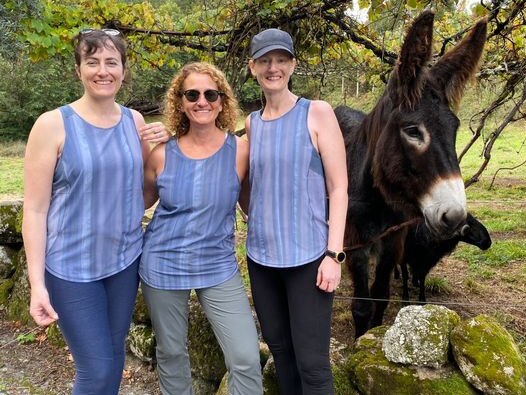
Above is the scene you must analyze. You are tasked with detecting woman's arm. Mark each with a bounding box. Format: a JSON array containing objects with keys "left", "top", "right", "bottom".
[
  {"left": 22, "top": 110, "right": 63, "bottom": 326},
  {"left": 131, "top": 110, "right": 170, "bottom": 164},
  {"left": 308, "top": 100, "right": 348, "bottom": 293}
]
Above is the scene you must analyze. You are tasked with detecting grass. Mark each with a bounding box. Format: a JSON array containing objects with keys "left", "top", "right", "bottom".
[
  {"left": 458, "top": 121, "right": 526, "bottom": 181},
  {"left": 0, "top": 157, "right": 24, "bottom": 199},
  {"left": 424, "top": 276, "right": 452, "bottom": 295}
]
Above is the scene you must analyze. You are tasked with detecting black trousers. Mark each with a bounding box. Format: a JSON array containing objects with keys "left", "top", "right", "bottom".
[{"left": 247, "top": 255, "right": 334, "bottom": 395}]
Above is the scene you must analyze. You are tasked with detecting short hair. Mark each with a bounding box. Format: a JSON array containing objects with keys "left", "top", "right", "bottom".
[
  {"left": 72, "top": 30, "right": 127, "bottom": 70},
  {"left": 164, "top": 62, "right": 240, "bottom": 138}
]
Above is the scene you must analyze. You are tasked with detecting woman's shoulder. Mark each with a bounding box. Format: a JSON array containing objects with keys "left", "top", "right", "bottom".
[
  {"left": 308, "top": 99, "right": 333, "bottom": 114},
  {"left": 31, "top": 108, "right": 65, "bottom": 137}
]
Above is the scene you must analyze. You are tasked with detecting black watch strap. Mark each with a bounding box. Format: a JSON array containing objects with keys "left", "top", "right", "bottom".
[{"left": 326, "top": 249, "right": 346, "bottom": 263}]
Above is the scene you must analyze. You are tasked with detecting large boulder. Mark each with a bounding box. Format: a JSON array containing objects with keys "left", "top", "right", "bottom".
[
  {"left": 451, "top": 314, "right": 526, "bottom": 395},
  {"left": 348, "top": 325, "right": 477, "bottom": 395},
  {"left": 0, "top": 200, "right": 23, "bottom": 244},
  {"left": 382, "top": 304, "right": 460, "bottom": 368}
]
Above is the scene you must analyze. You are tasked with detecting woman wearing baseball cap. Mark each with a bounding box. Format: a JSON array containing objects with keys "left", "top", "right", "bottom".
[{"left": 243, "top": 28, "right": 348, "bottom": 394}]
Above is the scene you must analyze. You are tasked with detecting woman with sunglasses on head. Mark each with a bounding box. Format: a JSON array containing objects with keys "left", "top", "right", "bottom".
[
  {"left": 139, "top": 62, "right": 262, "bottom": 395},
  {"left": 22, "top": 28, "right": 170, "bottom": 394},
  {"left": 244, "top": 29, "right": 348, "bottom": 394}
]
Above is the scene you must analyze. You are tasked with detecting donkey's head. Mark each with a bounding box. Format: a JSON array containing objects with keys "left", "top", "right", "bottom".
[{"left": 371, "top": 10, "right": 487, "bottom": 238}]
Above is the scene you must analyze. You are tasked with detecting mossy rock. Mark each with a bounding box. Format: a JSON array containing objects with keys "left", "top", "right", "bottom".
[
  {"left": 451, "top": 314, "right": 526, "bottom": 395},
  {"left": 0, "top": 278, "right": 14, "bottom": 306},
  {"left": 382, "top": 304, "right": 460, "bottom": 368},
  {"left": 333, "top": 363, "right": 359, "bottom": 395},
  {"left": 262, "top": 355, "right": 279, "bottom": 395},
  {"left": 0, "top": 245, "right": 18, "bottom": 279},
  {"left": 127, "top": 323, "right": 156, "bottom": 362},
  {"left": 187, "top": 294, "right": 226, "bottom": 383},
  {"left": 132, "top": 285, "right": 151, "bottom": 324},
  {"left": 46, "top": 322, "right": 66, "bottom": 348},
  {"left": 6, "top": 248, "right": 31, "bottom": 324},
  {"left": 0, "top": 200, "right": 23, "bottom": 244},
  {"left": 348, "top": 325, "right": 477, "bottom": 395}
]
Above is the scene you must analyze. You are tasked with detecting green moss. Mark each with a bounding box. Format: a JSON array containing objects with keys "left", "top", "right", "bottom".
[
  {"left": 45, "top": 322, "right": 66, "bottom": 348},
  {"left": 451, "top": 315, "right": 526, "bottom": 394},
  {"left": 420, "top": 368, "right": 477, "bottom": 394},
  {"left": 332, "top": 364, "right": 358, "bottom": 395},
  {"left": 0, "top": 200, "right": 23, "bottom": 242},
  {"left": 0, "top": 278, "right": 14, "bottom": 305}
]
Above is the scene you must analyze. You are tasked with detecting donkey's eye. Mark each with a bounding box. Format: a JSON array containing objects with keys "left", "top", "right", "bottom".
[{"left": 402, "top": 126, "right": 422, "bottom": 140}]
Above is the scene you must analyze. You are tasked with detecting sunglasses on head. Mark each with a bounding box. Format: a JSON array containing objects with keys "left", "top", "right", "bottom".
[
  {"left": 80, "top": 28, "right": 120, "bottom": 36},
  {"left": 182, "top": 89, "right": 223, "bottom": 103}
]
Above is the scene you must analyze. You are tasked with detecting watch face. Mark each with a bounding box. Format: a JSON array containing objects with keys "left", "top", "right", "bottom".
[{"left": 336, "top": 252, "right": 346, "bottom": 263}]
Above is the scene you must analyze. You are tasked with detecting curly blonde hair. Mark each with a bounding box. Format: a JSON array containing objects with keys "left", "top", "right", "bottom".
[{"left": 164, "top": 62, "right": 240, "bottom": 137}]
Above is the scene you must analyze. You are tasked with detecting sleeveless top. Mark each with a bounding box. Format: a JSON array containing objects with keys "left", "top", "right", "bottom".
[
  {"left": 45, "top": 105, "right": 144, "bottom": 282},
  {"left": 139, "top": 133, "right": 240, "bottom": 290},
  {"left": 246, "top": 98, "right": 328, "bottom": 267}
]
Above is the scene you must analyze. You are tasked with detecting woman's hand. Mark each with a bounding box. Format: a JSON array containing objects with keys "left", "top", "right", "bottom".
[
  {"left": 30, "top": 287, "right": 58, "bottom": 327},
  {"left": 316, "top": 256, "right": 341, "bottom": 293},
  {"left": 139, "top": 122, "right": 171, "bottom": 144}
]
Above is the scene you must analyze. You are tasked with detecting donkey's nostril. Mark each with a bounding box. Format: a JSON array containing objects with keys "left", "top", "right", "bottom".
[{"left": 440, "top": 205, "right": 467, "bottom": 232}]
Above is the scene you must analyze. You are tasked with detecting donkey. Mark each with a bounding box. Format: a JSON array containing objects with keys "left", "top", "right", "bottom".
[{"left": 335, "top": 11, "right": 487, "bottom": 338}]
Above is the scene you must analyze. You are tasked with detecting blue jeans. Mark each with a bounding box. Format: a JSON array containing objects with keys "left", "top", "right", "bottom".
[
  {"left": 247, "top": 255, "right": 334, "bottom": 395},
  {"left": 45, "top": 259, "right": 139, "bottom": 395}
]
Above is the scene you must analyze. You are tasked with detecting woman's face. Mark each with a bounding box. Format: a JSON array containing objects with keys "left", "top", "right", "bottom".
[
  {"left": 249, "top": 49, "right": 296, "bottom": 93},
  {"left": 76, "top": 43, "right": 125, "bottom": 100},
  {"left": 181, "top": 72, "right": 223, "bottom": 128}
]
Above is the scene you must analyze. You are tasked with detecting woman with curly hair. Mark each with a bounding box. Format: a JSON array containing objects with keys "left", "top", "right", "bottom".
[{"left": 139, "top": 62, "right": 262, "bottom": 395}]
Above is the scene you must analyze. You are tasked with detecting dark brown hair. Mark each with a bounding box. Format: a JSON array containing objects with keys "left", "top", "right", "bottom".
[{"left": 72, "top": 30, "right": 127, "bottom": 70}]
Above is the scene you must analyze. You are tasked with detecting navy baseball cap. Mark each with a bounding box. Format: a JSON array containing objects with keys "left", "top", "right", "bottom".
[{"left": 250, "top": 28, "right": 295, "bottom": 59}]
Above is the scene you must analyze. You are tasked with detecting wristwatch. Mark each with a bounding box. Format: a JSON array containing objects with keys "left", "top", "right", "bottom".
[{"left": 326, "top": 249, "right": 346, "bottom": 264}]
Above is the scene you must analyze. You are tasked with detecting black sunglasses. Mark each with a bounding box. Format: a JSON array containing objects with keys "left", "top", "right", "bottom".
[
  {"left": 80, "top": 28, "right": 120, "bottom": 36},
  {"left": 182, "top": 89, "right": 223, "bottom": 103}
]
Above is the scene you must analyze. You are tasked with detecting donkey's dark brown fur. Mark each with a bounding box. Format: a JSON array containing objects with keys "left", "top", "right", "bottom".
[{"left": 335, "top": 11, "right": 487, "bottom": 338}]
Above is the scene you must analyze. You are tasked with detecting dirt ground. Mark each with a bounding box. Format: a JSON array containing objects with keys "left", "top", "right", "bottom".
[{"left": 0, "top": 314, "right": 161, "bottom": 395}]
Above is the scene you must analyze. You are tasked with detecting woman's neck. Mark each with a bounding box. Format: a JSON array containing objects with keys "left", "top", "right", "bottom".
[
  {"left": 71, "top": 95, "right": 121, "bottom": 128},
  {"left": 262, "top": 90, "right": 298, "bottom": 120},
  {"left": 178, "top": 126, "right": 226, "bottom": 159}
]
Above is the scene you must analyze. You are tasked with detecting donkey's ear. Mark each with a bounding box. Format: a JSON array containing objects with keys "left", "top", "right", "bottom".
[
  {"left": 389, "top": 10, "right": 435, "bottom": 110},
  {"left": 431, "top": 18, "right": 487, "bottom": 110}
]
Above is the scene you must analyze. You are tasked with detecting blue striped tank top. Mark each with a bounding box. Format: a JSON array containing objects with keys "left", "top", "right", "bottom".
[
  {"left": 45, "top": 105, "right": 144, "bottom": 282},
  {"left": 139, "top": 133, "right": 239, "bottom": 290},
  {"left": 246, "top": 98, "right": 328, "bottom": 267}
]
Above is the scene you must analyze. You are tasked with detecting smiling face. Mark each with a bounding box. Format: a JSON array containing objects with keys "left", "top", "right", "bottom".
[
  {"left": 181, "top": 72, "right": 223, "bottom": 129},
  {"left": 76, "top": 42, "right": 125, "bottom": 100},
  {"left": 249, "top": 49, "right": 296, "bottom": 93}
]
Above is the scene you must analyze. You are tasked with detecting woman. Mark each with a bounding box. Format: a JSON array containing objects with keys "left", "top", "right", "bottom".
[
  {"left": 245, "top": 28, "right": 348, "bottom": 394},
  {"left": 140, "top": 62, "right": 262, "bottom": 395},
  {"left": 22, "top": 29, "right": 169, "bottom": 394}
]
